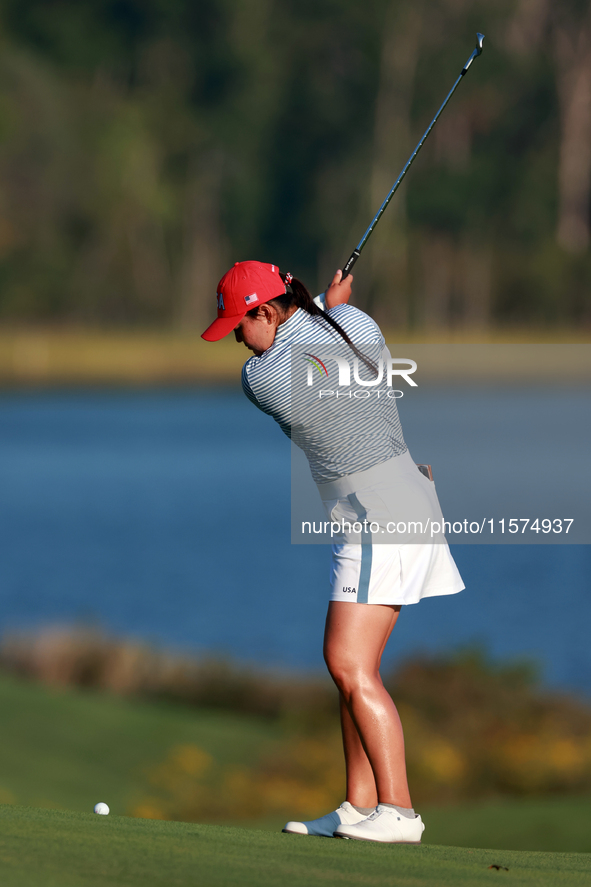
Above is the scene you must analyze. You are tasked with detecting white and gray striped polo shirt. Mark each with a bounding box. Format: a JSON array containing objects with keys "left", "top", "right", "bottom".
[{"left": 241, "top": 302, "right": 407, "bottom": 483}]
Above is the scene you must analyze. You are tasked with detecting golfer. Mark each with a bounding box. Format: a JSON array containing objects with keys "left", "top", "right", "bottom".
[{"left": 202, "top": 261, "right": 464, "bottom": 843}]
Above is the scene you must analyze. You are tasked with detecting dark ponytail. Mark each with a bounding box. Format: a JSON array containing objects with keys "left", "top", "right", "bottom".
[{"left": 263, "top": 273, "right": 378, "bottom": 376}]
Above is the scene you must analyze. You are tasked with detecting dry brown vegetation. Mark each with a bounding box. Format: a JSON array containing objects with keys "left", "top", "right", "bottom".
[
  {"left": 1, "top": 329, "right": 589, "bottom": 387},
  {"left": 0, "top": 626, "right": 335, "bottom": 724}
]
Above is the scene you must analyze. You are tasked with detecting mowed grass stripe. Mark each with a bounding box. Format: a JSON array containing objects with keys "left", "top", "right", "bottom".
[{"left": 0, "top": 806, "right": 590, "bottom": 887}]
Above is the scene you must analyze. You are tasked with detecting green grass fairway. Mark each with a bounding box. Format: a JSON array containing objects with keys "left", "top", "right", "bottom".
[
  {"left": 421, "top": 796, "right": 591, "bottom": 854},
  {"left": 0, "top": 806, "right": 590, "bottom": 887},
  {"left": 0, "top": 673, "right": 280, "bottom": 814},
  {"left": 2, "top": 673, "right": 591, "bottom": 853}
]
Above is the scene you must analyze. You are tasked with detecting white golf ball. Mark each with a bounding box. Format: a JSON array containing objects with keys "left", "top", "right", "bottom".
[{"left": 94, "top": 802, "right": 110, "bottom": 815}]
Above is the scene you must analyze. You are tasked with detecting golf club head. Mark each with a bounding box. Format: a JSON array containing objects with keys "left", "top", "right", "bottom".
[{"left": 476, "top": 33, "right": 485, "bottom": 55}]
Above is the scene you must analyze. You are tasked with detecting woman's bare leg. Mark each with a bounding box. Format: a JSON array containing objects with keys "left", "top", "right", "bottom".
[
  {"left": 337, "top": 606, "right": 397, "bottom": 807},
  {"left": 324, "top": 601, "right": 411, "bottom": 808},
  {"left": 338, "top": 695, "right": 377, "bottom": 807}
]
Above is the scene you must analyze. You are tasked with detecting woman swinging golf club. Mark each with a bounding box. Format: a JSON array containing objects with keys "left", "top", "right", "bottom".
[{"left": 201, "top": 261, "right": 464, "bottom": 843}]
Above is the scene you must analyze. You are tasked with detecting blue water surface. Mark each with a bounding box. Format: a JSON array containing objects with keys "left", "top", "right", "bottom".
[{"left": 0, "top": 388, "right": 589, "bottom": 694}]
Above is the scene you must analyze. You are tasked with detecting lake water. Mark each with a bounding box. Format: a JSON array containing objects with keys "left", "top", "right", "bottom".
[{"left": 0, "top": 388, "right": 589, "bottom": 695}]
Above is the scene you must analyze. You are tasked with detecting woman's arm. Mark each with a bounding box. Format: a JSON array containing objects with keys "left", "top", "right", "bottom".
[{"left": 324, "top": 269, "right": 353, "bottom": 309}]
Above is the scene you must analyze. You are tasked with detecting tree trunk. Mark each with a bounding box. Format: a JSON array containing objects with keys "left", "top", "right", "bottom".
[
  {"left": 366, "top": 5, "right": 423, "bottom": 327},
  {"left": 419, "top": 233, "right": 453, "bottom": 330},
  {"left": 176, "top": 152, "right": 226, "bottom": 330},
  {"left": 461, "top": 241, "right": 492, "bottom": 330},
  {"left": 554, "top": 17, "right": 591, "bottom": 253}
]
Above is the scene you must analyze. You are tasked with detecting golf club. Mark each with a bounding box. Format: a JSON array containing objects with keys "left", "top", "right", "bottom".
[{"left": 341, "top": 32, "right": 485, "bottom": 280}]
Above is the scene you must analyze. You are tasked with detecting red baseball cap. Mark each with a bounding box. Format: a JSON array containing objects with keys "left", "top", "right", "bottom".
[{"left": 201, "top": 261, "right": 287, "bottom": 342}]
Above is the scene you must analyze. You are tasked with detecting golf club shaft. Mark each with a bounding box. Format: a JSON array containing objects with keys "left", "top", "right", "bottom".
[{"left": 341, "top": 33, "right": 484, "bottom": 280}]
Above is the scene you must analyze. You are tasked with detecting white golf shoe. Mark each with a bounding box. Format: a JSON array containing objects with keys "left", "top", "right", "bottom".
[
  {"left": 282, "top": 801, "right": 371, "bottom": 837},
  {"left": 334, "top": 804, "right": 425, "bottom": 843}
]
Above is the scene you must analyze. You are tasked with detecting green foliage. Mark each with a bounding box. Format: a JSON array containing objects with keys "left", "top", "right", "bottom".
[
  {"left": 387, "top": 651, "right": 591, "bottom": 802},
  {"left": 0, "top": 0, "right": 588, "bottom": 328},
  {"left": 0, "top": 664, "right": 591, "bottom": 851},
  {"left": 3, "top": 628, "right": 591, "bottom": 823}
]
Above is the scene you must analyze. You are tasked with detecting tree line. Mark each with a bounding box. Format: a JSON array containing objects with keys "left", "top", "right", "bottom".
[{"left": 0, "top": 0, "right": 590, "bottom": 330}]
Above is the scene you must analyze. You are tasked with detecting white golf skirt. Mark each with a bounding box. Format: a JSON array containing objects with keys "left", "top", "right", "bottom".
[
  {"left": 328, "top": 540, "right": 464, "bottom": 605},
  {"left": 317, "top": 450, "right": 465, "bottom": 605}
]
